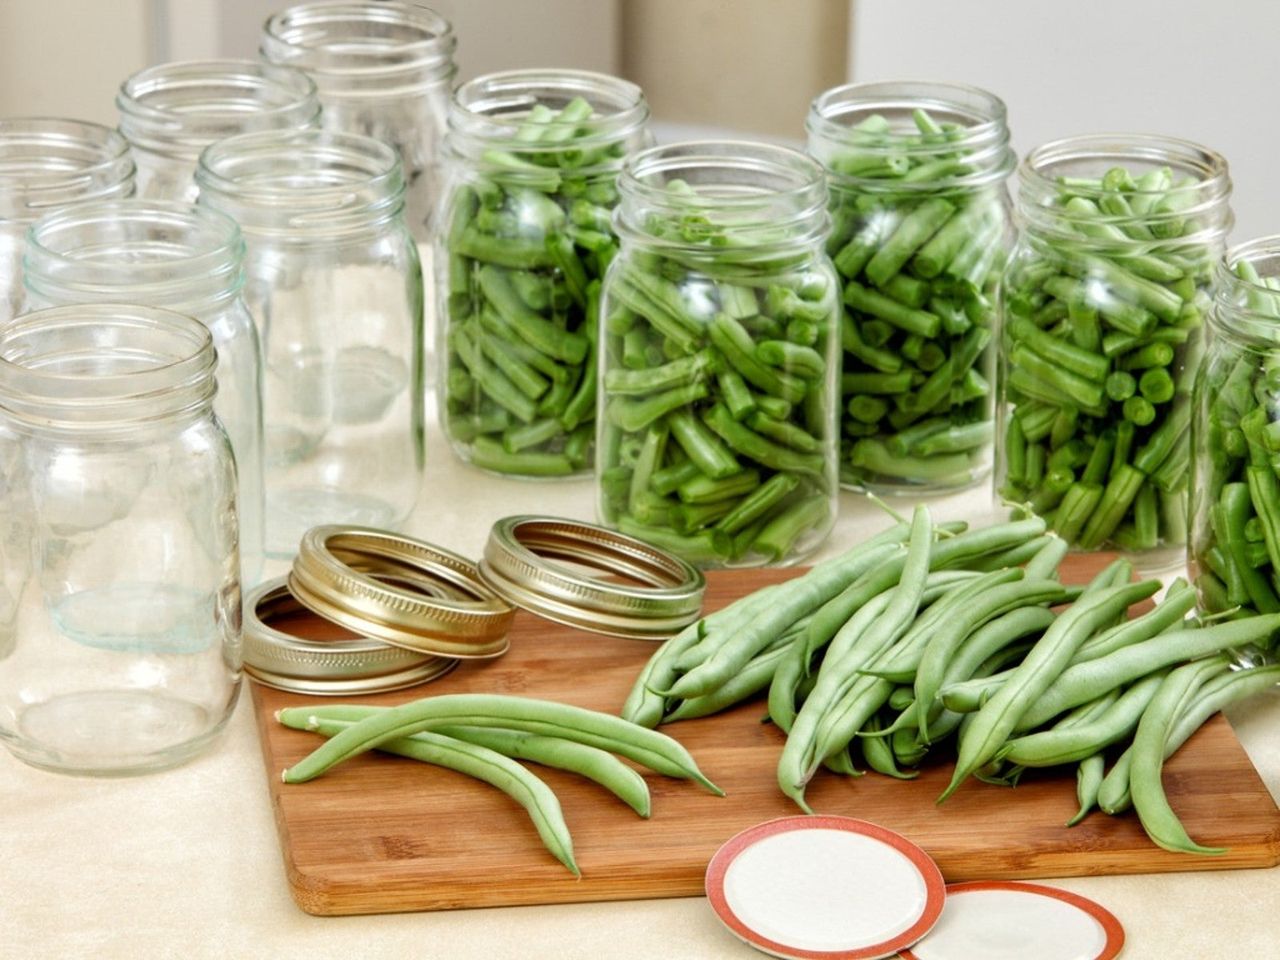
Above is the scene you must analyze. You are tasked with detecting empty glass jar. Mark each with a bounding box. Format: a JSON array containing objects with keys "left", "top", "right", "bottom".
[
  {"left": 597, "top": 141, "right": 840, "bottom": 568},
  {"left": 116, "top": 59, "right": 320, "bottom": 203},
  {"left": 22, "top": 199, "right": 266, "bottom": 583},
  {"left": 0, "top": 304, "right": 241, "bottom": 776},
  {"left": 196, "top": 129, "right": 424, "bottom": 558},
  {"left": 436, "top": 69, "right": 652, "bottom": 477},
  {"left": 0, "top": 118, "right": 135, "bottom": 323}
]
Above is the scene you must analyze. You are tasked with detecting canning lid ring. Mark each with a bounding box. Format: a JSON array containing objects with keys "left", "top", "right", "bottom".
[
  {"left": 242, "top": 577, "right": 458, "bottom": 694},
  {"left": 288, "top": 525, "right": 515, "bottom": 658},
  {"left": 478, "top": 515, "right": 706, "bottom": 639}
]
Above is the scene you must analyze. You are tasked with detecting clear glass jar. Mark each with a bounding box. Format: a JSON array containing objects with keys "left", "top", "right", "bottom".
[
  {"left": 0, "top": 304, "right": 241, "bottom": 776},
  {"left": 259, "top": 1, "right": 456, "bottom": 244},
  {"left": 807, "top": 81, "right": 1016, "bottom": 493},
  {"left": 0, "top": 118, "right": 135, "bottom": 323},
  {"left": 116, "top": 59, "right": 320, "bottom": 203},
  {"left": 195, "top": 130, "right": 424, "bottom": 558},
  {"left": 997, "top": 135, "right": 1232, "bottom": 567},
  {"left": 597, "top": 141, "right": 840, "bottom": 568},
  {"left": 22, "top": 199, "right": 266, "bottom": 584},
  {"left": 436, "top": 69, "right": 652, "bottom": 477},
  {"left": 1189, "top": 236, "right": 1280, "bottom": 620}
]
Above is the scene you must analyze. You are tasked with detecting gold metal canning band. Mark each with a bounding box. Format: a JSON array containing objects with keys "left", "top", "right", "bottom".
[
  {"left": 241, "top": 578, "right": 458, "bottom": 695},
  {"left": 478, "top": 515, "right": 706, "bottom": 639},
  {"left": 288, "top": 525, "right": 515, "bottom": 658}
]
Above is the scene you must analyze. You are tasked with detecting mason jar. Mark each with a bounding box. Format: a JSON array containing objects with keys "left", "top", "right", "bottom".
[
  {"left": 0, "top": 118, "right": 135, "bottom": 323},
  {"left": 116, "top": 59, "right": 320, "bottom": 203},
  {"left": 0, "top": 305, "right": 241, "bottom": 776},
  {"left": 597, "top": 141, "right": 840, "bottom": 568},
  {"left": 260, "top": 0, "right": 455, "bottom": 243},
  {"left": 807, "top": 81, "right": 1016, "bottom": 493},
  {"left": 1189, "top": 236, "right": 1280, "bottom": 619},
  {"left": 997, "top": 135, "right": 1232, "bottom": 567},
  {"left": 436, "top": 69, "right": 651, "bottom": 477},
  {"left": 22, "top": 199, "right": 266, "bottom": 584},
  {"left": 195, "top": 130, "right": 423, "bottom": 559}
]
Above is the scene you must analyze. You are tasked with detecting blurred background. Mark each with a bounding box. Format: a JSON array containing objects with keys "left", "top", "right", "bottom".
[{"left": 0, "top": 0, "right": 1273, "bottom": 237}]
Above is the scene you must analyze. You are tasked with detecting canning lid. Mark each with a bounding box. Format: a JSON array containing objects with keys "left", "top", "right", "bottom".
[
  {"left": 242, "top": 578, "right": 458, "bottom": 695},
  {"left": 477, "top": 515, "right": 706, "bottom": 639},
  {"left": 288, "top": 525, "right": 516, "bottom": 658}
]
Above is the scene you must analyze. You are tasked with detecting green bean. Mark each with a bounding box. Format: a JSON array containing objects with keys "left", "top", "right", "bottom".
[{"left": 1067, "top": 754, "right": 1106, "bottom": 827}]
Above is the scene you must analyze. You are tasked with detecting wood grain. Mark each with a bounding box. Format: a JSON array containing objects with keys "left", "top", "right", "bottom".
[{"left": 250, "top": 554, "right": 1280, "bottom": 916}]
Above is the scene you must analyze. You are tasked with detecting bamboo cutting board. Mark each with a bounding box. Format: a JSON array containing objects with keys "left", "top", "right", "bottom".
[{"left": 250, "top": 554, "right": 1280, "bottom": 916}]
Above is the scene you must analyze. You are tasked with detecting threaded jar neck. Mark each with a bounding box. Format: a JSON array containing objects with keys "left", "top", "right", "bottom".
[
  {"left": 194, "top": 130, "right": 405, "bottom": 239},
  {"left": 446, "top": 68, "right": 650, "bottom": 179},
  {"left": 261, "top": 1, "right": 456, "bottom": 97},
  {"left": 24, "top": 200, "right": 244, "bottom": 312},
  {"left": 616, "top": 140, "right": 829, "bottom": 262},
  {"left": 806, "top": 80, "right": 1015, "bottom": 191},
  {"left": 1210, "top": 236, "right": 1280, "bottom": 346},
  {"left": 0, "top": 304, "right": 217, "bottom": 433},
  {"left": 1015, "top": 134, "right": 1233, "bottom": 250},
  {"left": 0, "top": 119, "right": 135, "bottom": 223},
  {"left": 116, "top": 60, "right": 320, "bottom": 161}
]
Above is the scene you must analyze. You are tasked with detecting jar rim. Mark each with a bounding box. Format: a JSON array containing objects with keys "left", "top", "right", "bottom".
[
  {"left": 1212, "top": 235, "right": 1280, "bottom": 340},
  {"left": 616, "top": 139, "right": 829, "bottom": 252},
  {"left": 447, "top": 68, "right": 650, "bottom": 176},
  {"left": 24, "top": 200, "right": 244, "bottom": 307},
  {"left": 116, "top": 59, "right": 320, "bottom": 156},
  {"left": 0, "top": 118, "right": 135, "bottom": 219},
  {"left": 0, "top": 304, "right": 217, "bottom": 429},
  {"left": 806, "top": 79, "right": 1015, "bottom": 188},
  {"left": 261, "top": 0, "right": 456, "bottom": 84}
]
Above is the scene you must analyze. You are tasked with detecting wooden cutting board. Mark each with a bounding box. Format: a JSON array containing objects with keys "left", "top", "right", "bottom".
[{"left": 250, "top": 554, "right": 1280, "bottom": 916}]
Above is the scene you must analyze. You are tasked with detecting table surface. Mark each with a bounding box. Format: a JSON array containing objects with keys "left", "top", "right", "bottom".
[{"left": 6, "top": 399, "right": 1280, "bottom": 959}]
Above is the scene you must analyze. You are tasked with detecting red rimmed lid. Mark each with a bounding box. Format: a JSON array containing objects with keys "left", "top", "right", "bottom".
[
  {"left": 705, "top": 815, "right": 945, "bottom": 960},
  {"left": 900, "top": 880, "right": 1125, "bottom": 960}
]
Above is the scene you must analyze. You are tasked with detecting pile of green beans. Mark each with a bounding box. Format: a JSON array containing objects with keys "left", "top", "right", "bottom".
[
  {"left": 598, "top": 186, "right": 840, "bottom": 566},
  {"left": 621, "top": 506, "right": 1280, "bottom": 854},
  {"left": 277, "top": 693, "right": 721, "bottom": 876},
  {"left": 999, "top": 165, "right": 1218, "bottom": 553},
  {"left": 441, "top": 97, "right": 627, "bottom": 476},
  {"left": 1189, "top": 258, "right": 1280, "bottom": 618},
  {"left": 822, "top": 109, "right": 1006, "bottom": 490}
]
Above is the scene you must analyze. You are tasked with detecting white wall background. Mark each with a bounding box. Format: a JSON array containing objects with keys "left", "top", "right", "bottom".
[{"left": 851, "top": 0, "right": 1278, "bottom": 242}]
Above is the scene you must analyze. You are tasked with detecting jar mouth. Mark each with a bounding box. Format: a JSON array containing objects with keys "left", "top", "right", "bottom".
[
  {"left": 616, "top": 140, "right": 829, "bottom": 253},
  {"left": 1016, "top": 133, "right": 1233, "bottom": 245},
  {"left": 806, "top": 80, "right": 1015, "bottom": 188},
  {"left": 117, "top": 60, "right": 320, "bottom": 158},
  {"left": 24, "top": 200, "right": 245, "bottom": 308},
  {"left": 261, "top": 0, "right": 456, "bottom": 88},
  {"left": 447, "top": 68, "right": 650, "bottom": 169},
  {"left": 1212, "top": 235, "right": 1280, "bottom": 342},
  {"left": 0, "top": 304, "right": 217, "bottom": 430},
  {"left": 0, "top": 118, "right": 135, "bottom": 220},
  {"left": 195, "top": 129, "right": 404, "bottom": 236}
]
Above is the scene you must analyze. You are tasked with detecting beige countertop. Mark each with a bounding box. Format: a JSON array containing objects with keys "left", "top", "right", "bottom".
[{"left": 6, "top": 407, "right": 1280, "bottom": 959}]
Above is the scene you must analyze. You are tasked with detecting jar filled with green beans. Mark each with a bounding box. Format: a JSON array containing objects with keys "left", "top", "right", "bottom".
[
  {"left": 997, "top": 135, "right": 1232, "bottom": 565},
  {"left": 1189, "top": 237, "right": 1280, "bottom": 620},
  {"left": 597, "top": 141, "right": 840, "bottom": 568},
  {"left": 806, "top": 81, "right": 1016, "bottom": 492},
  {"left": 436, "top": 69, "right": 652, "bottom": 477}
]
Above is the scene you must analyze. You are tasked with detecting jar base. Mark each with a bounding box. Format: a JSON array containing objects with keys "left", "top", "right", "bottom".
[
  {"left": 4, "top": 688, "right": 233, "bottom": 777},
  {"left": 265, "top": 487, "right": 407, "bottom": 558}
]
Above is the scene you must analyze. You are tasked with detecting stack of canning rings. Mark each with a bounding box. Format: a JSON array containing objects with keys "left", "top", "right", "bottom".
[{"left": 243, "top": 517, "right": 706, "bottom": 695}]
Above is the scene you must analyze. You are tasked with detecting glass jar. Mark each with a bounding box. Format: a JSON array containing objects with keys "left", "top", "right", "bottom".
[
  {"left": 0, "top": 118, "right": 135, "bottom": 323},
  {"left": 0, "top": 304, "right": 241, "bottom": 776},
  {"left": 436, "top": 69, "right": 652, "bottom": 477},
  {"left": 260, "top": 1, "right": 456, "bottom": 244},
  {"left": 807, "top": 81, "right": 1016, "bottom": 493},
  {"left": 116, "top": 59, "right": 320, "bottom": 203},
  {"left": 22, "top": 199, "right": 266, "bottom": 584},
  {"left": 597, "top": 141, "right": 840, "bottom": 568},
  {"left": 997, "top": 135, "right": 1231, "bottom": 567},
  {"left": 195, "top": 129, "right": 423, "bottom": 559},
  {"left": 1189, "top": 236, "right": 1280, "bottom": 619}
]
